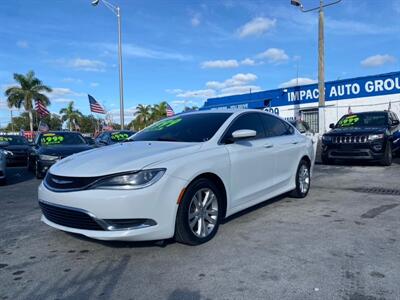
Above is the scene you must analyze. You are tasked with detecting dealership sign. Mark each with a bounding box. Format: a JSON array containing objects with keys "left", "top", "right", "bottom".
[{"left": 286, "top": 72, "right": 400, "bottom": 104}]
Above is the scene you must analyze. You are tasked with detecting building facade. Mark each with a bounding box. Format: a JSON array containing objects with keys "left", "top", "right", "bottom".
[{"left": 202, "top": 71, "right": 400, "bottom": 133}]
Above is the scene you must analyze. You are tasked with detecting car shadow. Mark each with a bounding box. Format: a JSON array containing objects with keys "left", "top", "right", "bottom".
[
  {"left": 3, "top": 166, "right": 35, "bottom": 185},
  {"left": 221, "top": 193, "right": 287, "bottom": 224}
]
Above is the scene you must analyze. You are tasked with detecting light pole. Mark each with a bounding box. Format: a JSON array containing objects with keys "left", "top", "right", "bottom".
[
  {"left": 91, "top": 0, "right": 125, "bottom": 129},
  {"left": 291, "top": 0, "right": 341, "bottom": 133}
]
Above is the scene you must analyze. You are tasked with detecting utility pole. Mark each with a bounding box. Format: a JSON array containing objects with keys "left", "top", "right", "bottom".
[{"left": 291, "top": 0, "right": 342, "bottom": 133}]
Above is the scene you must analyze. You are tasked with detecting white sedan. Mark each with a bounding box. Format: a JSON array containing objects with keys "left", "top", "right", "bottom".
[{"left": 38, "top": 110, "right": 314, "bottom": 245}]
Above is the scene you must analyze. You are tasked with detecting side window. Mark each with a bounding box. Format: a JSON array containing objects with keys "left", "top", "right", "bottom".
[
  {"left": 222, "top": 113, "right": 265, "bottom": 142},
  {"left": 260, "top": 114, "right": 293, "bottom": 137},
  {"left": 101, "top": 133, "right": 110, "bottom": 143}
]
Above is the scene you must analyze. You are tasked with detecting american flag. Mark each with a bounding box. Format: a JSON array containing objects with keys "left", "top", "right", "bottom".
[
  {"left": 166, "top": 103, "right": 175, "bottom": 117},
  {"left": 35, "top": 100, "right": 50, "bottom": 118},
  {"left": 88, "top": 95, "right": 106, "bottom": 114}
]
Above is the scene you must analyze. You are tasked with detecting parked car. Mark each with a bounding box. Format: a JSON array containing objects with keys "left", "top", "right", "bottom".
[
  {"left": 321, "top": 111, "right": 400, "bottom": 166},
  {"left": 28, "top": 131, "right": 93, "bottom": 179},
  {"left": 83, "top": 136, "right": 95, "bottom": 145},
  {"left": 38, "top": 110, "right": 314, "bottom": 245},
  {"left": 0, "top": 135, "right": 30, "bottom": 166},
  {"left": 94, "top": 130, "right": 136, "bottom": 147},
  {"left": 0, "top": 143, "right": 10, "bottom": 185}
]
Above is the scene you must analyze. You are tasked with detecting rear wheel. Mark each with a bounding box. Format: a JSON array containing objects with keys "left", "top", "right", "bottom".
[
  {"left": 290, "top": 159, "right": 311, "bottom": 198},
  {"left": 380, "top": 142, "right": 392, "bottom": 166},
  {"left": 175, "top": 178, "right": 222, "bottom": 245}
]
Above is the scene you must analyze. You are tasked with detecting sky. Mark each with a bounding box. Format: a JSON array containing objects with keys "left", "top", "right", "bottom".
[{"left": 1, "top": 0, "right": 400, "bottom": 126}]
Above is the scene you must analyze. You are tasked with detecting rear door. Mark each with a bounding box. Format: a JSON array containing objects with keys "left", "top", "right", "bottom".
[
  {"left": 259, "top": 113, "right": 304, "bottom": 188},
  {"left": 222, "top": 112, "right": 276, "bottom": 207}
]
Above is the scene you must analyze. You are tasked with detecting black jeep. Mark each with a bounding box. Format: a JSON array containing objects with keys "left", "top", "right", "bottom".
[{"left": 321, "top": 111, "right": 400, "bottom": 166}]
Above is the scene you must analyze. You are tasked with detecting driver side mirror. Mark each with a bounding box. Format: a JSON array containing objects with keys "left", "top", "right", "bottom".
[
  {"left": 232, "top": 129, "right": 257, "bottom": 140},
  {"left": 329, "top": 123, "right": 335, "bottom": 129}
]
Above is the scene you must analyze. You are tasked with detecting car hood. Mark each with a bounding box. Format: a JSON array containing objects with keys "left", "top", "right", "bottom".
[
  {"left": 50, "top": 141, "right": 202, "bottom": 177},
  {"left": 326, "top": 127, "right": 386, "bottom": 136},
  {"left": 1, "top": 145, "right": 30, "bottom": 152},
  {"left": 38, "top": 145, "right": 93, "bottom": 157}
]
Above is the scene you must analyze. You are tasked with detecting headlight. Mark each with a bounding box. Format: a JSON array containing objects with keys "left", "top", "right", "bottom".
[
  {"left": 368, "top": 134, "right": 384, "bottom": 141},
  {"left": 92, "top": 168, "right": 166, "bottom": 190},
  {"left": 322, "top": 135, "right": 332, "bottom": 142},
  {"left": 39, "top": 154, "right": 59, "bottom": 161}
]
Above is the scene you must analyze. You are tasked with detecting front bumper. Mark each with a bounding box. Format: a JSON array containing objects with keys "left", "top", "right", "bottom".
[
  {"left": 38, "top": 174, "right": 187, "bottom": 241},
  {"left": 37, "top": 159, "right": 58, "bottom": 175},
  {"left": 322, "top": 142, "right": 386, "bottom": 160}
]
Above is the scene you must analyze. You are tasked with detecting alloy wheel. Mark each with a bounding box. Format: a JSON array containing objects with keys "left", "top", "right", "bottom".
[
  {"left": 188, "top": 188, "right": 218, "bottom": 238},
  {"left": 299, "top": 164, "right": 310, "bottom": 194}
]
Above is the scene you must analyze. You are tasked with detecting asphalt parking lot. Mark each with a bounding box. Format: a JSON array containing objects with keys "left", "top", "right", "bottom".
[{"left": 1, "top": 160, "right": 400, "bottom": 300}]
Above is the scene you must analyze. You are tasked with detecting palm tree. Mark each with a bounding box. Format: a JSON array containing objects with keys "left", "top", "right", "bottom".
[
  {"left": 5, "top": 70, "right": 52, "bottom": 132},
  {"left": 59, "top": 101, "right": 83, "bottom": 131},
  {"left": 134, "top": 104, "right": 152, "bottom": 130},
  {"left": 151, "top": 101, "right": 167, "bottom": 122}
]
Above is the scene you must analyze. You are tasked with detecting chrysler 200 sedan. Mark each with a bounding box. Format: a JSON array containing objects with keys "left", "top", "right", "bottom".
[{"left": 38, "top": 110, "right": 314, "bottom": 245}]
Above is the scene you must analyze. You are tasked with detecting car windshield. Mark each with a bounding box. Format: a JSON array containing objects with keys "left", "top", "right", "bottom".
[
  {"left": 336, "top": 113, "right": 388, "bottom": 128},
  {"left": 130, "top": 113, "right": 232, "bottom": 143},
  {"left": 0, "top": 136, "right": 28, "bottom": 145},
  {"left": 39, "top": 132, "right": 86, "bottom": 146}
]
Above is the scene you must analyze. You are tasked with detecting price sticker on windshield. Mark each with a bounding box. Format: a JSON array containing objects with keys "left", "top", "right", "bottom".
[
  {"left": 41, "top": 135, "right": 64, "bottom": 145},
  {"left": 111, "top": 132, "right": 130, "bottom": 141},
  {"left": 339, "top": 115, "right": 360, "bottom": 127},
  {"left": 0, "top": 137, "right": 12, "bottom": 142},
  {"left": 147, "top": 118, "right": 182, "bottom": 131}
]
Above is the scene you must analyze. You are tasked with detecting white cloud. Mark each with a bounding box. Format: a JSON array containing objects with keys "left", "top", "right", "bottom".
[
  {"left": 62, "top": 77, "right": 83, "bottom": 84},
  {"left": 52, "top": 98, "right": 74, "bottom": 104},
  {"left": 166, "top": 88, "right": 183, "bottom": 94},
  {"left": 237, "top": 17, "right": 276, "bottom": 38},
  {"left": 176, "top": 89, "right": 216, "bottom": 99},
  {"left": 68, "top": 58, "right": 106, "bottom": 72},
  {"left": 360, "top": 54, "right": 396, "bottom": 67},
  {"left": 191, "top": 14, "right": 201, "bottom": 27},
  {"left": 169, "top": 73, "right": 261, "bottom": 101},
  {"left": 16, "top": 40, "right": 29, "bottom": 48},
  {"left": 101, "top": 43, "right": 192, "bottom": 61},
  {"left": 279, "top": 78, "right": 317, "bottom": 88},
  {"left": 241, "top": 58, "right": 256, "bottom": 66},
  {"left": 201, "top": 59, "right": 239, "bottom": 69},
  {"left": 257, "top": 48, "right": 289, "bottom": 63},
  {"left": 90, "top": 82, "right": 99, "bottom": 87}
]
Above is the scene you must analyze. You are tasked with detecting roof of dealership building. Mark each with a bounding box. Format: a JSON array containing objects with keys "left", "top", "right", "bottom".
[{"left": 202, "top": 71, "right": 400, "bottom": 110}]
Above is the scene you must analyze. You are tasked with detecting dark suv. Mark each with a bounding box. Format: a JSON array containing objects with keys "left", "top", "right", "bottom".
[{"left": 321, "top": 111, "right": 400, "bottom": 166}]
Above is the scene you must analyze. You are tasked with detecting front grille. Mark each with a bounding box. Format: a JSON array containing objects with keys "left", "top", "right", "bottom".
[
  {"left": 334, "top": 135, "right": 368, "bottom": 144},
  {"left": 39, "top": 201, "right": 104, "bottom": 230},
  {"left": 44, "top": 173, "right": 100, "bottom": 191}
]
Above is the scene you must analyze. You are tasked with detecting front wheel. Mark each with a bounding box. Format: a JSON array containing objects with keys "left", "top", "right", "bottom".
[
  {"left": 380, "top": 142, "right": 392, "bottom": 166},
  {"left": 290, "top": 159, "right": 311, "bottom": 198},
  {"left": 35, "top": 160, "right": 44, "bottom": 179},
  {"left": 175, "top": 178, "right": 222, "bottom": 245}
]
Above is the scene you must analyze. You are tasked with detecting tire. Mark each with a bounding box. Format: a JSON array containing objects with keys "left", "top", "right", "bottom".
[
  {"left": 175, "top": 178, "right": 222, "bottom": 245},
  {"left": 27, "top": 157, "right": 33, "bottom": 172},
  {"left": 380, "top": 142, "right": 392, "bottom": 166},
  {"left": 35, "top": 161, "right": 44, "bottom": 179},
  {"left": 290, "top": 159, "right": 311, "bottom": 198},
  {"left": 321, "top": 154, "right": 333, "bottom": 165}
]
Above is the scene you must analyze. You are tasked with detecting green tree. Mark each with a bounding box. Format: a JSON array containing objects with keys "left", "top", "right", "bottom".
[
  {"left": 59, "top": 101, "right": 83, "bottom": 131},
  {"left": 134, "top": 104, "right": 152, "bottom": 130},
  {"left": 151, "top": 101, "right": 167, "bottom": 122},
  {"left": 5, "top": 70, "right": 52, "bottom": 133}
]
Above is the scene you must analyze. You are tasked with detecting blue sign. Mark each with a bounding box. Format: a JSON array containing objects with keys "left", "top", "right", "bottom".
[{"left": 203, "top": 71, "right": 400, "bottom": 109}]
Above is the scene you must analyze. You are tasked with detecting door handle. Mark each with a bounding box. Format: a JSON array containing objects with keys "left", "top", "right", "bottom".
[
  {"left": 264, "top": 143, "right": 274, "bottom": 148},
  {"left": 291, "top": 141, "right": 299, "bottom": 144}
]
